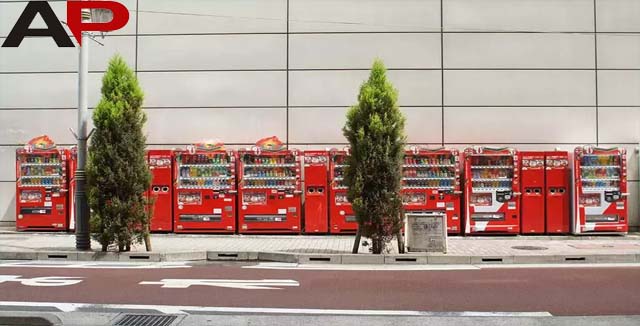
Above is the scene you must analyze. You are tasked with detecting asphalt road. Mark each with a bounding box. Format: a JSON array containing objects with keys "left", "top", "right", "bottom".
[{"left": 0, "top": 262, "right": 639, "bottom": 317}]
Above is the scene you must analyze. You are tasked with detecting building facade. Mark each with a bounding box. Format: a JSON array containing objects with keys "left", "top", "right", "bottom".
[{"left": 0, "top": 0, "right": 638, "bottom": 229}]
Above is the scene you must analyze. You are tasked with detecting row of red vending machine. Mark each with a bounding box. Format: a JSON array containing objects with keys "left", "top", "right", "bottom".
[{"left": 15, "top": 136, "right": 630, "bottom": 235}]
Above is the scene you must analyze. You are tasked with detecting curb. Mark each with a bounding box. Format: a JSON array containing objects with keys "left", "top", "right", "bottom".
[{"left": 1, "top": 250, "right": 639, "bottom": 265}]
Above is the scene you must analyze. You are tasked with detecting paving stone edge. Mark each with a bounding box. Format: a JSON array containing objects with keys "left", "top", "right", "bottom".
[{"left": 1, "top": 250, "right": 639, "bottom": 265}]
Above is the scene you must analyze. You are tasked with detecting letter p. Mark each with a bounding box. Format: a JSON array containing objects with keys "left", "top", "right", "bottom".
[{"left": 67, "top": 0, "right": 129, "bottom": 46}]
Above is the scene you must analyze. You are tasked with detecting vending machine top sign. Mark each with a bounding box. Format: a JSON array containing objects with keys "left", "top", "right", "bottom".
[
  {"left": 254, "top": 136, "right": 286, "bottom": 152},
  {"left": 25, "top": 135, "right": 57, "bottom": 151}
]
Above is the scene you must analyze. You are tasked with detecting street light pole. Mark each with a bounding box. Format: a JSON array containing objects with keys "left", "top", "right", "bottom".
[{"left": 75, "top": 7, "right": 91, "bottom": 250}]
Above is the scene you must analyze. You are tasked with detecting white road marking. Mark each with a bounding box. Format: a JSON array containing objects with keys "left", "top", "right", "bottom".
[
  {"left": 0, "top": 261, "right": 191, "bottom": 269},
  {"left": 0, "top": 275, "right": 83, "bottom": 287},
  {"left": 243, "top": 262, "right": 480, "bottom": 271},
  {"left": 244, "top": 262, "right": 640, "bottom": 271},
  {"left": 0, "top": 301, "right": 553, "bottom": 317},
  {"left": 139, "top": 279, "right": 299, "bottom": 290},
  {"left": 478, "top": 263, "right": 640, "bottom": 269}
]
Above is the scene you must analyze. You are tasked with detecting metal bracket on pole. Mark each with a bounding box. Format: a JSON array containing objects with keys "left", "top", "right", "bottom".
[
  {"left": 87, "top": 128, "right": 95, "bottom": 140},
  {"left": 69, "top": 128, "right": 78, "bottom": 140}
]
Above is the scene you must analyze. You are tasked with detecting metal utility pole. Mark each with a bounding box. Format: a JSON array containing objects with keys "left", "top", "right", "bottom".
[{"left": 75, "top": 7, "right": 91, "bottom": 250}]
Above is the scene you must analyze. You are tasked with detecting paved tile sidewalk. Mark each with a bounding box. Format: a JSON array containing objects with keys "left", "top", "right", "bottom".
[{"left": 1, "top": 230, "right": 639, "bottom": 257}]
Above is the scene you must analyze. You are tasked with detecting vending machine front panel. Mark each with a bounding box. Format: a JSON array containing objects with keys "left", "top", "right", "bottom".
[
  {"left": 16, "top": 137, "right": 69, "bottom": 231},
  {"left": 573, "top": 146, "right": 628, "bottom": 234},
  {"left": 173, "top": 146, "right": 237, "bottom": 233},
  {"left": 238, "top": 145, "right": 302, "bottom": 234},
  {"left": 329, "top": 150, "right": 357, "bottom": 234},
  {"left": 303, "top": 150, "right": 329, "bottom": 233},
  {"left": 402, "top": 147, "right": 462, "bottom": 235},
  {"left": 545, "top": 151, "right": 571, "bottom": 234},
  {"left": 520, "top": 151, "right": 545, "bottom": 234},
  {"left": 464, "top": 147, "right": 520, "bottom": 235},
  {"left": 147, "top": 150, "right": 174, "bottom": 232}
]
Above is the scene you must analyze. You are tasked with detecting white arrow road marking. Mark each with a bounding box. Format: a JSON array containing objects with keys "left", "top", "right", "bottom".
[
  {"left": 0, "top": 301, "right": 553, "bottom": 317},
  {"left": 0, "top": 275, "right": 83, "bottom": 287},
  {"left": 139, "top": 279, "right": 300, "bottom": 290}
]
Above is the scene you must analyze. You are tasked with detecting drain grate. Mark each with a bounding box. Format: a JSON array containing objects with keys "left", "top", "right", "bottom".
[
  {"left": 511, "top": 246, "right": 548, "bottom": 251},
  {"left": 114, "top": 314, "right": 178, "bottom": 326}
]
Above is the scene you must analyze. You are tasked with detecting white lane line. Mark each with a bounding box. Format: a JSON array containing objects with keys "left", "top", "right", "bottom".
[
  {"left": 0, "top": 301, "right": 552, "bottom": 317},
  {"left": 0, "top": 261, "right": 191, "bottom": 269},
  {"left": 244, "top": 262, "right": 640, "bottom": 271},
  {"left": 478, "top": 263, "right": 640, "bottom": 269},
  {"left": 243, "top": 262, "right": 480, "bottom": 271}
]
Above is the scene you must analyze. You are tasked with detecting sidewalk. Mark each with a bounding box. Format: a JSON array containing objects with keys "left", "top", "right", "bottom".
[{"left": 1, "top": 229, "right": 640, "bottom": 264}]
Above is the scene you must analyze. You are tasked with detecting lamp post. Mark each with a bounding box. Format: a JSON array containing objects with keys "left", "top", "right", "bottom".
[{"left": 75, "top": 7, "right": 91, "bottom": 250}]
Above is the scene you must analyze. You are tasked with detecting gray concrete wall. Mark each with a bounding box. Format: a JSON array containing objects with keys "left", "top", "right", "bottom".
[{"left": 0, "top": 0, "right": 638, "bottom": 228}]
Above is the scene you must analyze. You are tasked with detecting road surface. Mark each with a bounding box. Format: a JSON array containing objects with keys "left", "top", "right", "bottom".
[{"left": 0, "top": 261, "right": 639, "bottom": 318}]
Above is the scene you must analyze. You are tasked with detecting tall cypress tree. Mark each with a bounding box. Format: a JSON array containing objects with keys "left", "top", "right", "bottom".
[
  {"left": 343, "top": 60, "right": 406, "bottom": 254},
  {"left": 87, "top": 55, "right": 151, "bottom": 252}
]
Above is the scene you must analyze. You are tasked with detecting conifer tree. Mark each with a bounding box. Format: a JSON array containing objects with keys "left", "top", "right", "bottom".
[
  {"left": 87, "top": 55, "right": 151, "bottom": 252},
  {"left": 343, "top": 60, "right": 406, "bottom": 254}
]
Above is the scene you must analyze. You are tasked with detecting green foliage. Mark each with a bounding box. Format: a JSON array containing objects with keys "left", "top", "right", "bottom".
[
  {"left": 342, "top": 60, "right": 406, "bottom": 254},
  {"left": 87, "top": 54, "right": 151, "bottom": 251}
]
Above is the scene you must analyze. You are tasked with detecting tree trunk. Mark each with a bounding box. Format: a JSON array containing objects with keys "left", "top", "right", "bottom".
[
  {"left": 144, "top": 229, "right": 152, "bottom": 252},
  {"left": 352, "top": 228, "right": 361, "bottom": 254},
  {"left": 125, "top": 242, "right": 131, "bottom": 252},
  {"left": 118, "top": 242, "right": 124, "bottom": 252},
  {"left": 371, "top": 237, "right": 383, "bottom": 254},
  {"left": 396, "top": 232, "right": 405, "bottom": 254},
  {"left": 101, "top": 243, "right": 107, "bottom": 252}
]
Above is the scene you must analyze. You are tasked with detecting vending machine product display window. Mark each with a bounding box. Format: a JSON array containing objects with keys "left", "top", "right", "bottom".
[
  {"left": 173, "top": 143, "right": 237, "bottom": 233},
  {"left": 15, "top": 135, "right": 69, "bottom": 231},
  {"left": 329, "top": 149, "right": 357, "bottom": 234},
  {"left": 238, "top": 137, "right": 302, "bottom": 234},
  {"left": 464, "top": 147, "right": 521, "bottom": 234},
  {"left": 573, "top": 146, "right": 628, "bottom": 234},
  {"left": 402, "top": 147, "right": 462, "bottom": 235}
]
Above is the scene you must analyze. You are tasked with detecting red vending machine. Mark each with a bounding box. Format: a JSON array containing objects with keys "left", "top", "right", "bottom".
[
  {"left": 402, "top": 147, "right": 462, "bottom": 235},
  {"left": 238, "top": 137, "right": 302, "bottom": 234},
  {"left": 520, "top": 151, "right": 545, "bottom": 234},
  {"left": 303, "top": 150, "right": 329, "bottom": 234},
  {"left": 173, "top": 142, "right": 237, "bottom": 233},
  {"left": 464, "top": 147, "right": 521, "bottom": 235},
  {"left": 545, "top": 151, "right": 571, "bottom": 234},
  {"left": 147, "top": 150, "right": 173, "bottom": 232},
  {"left": 573, "top": 146, "right": 628, "bottom": 234},
  {"left": 15, "top": 136, "right": 69, "bottom": 231},
  {"left": 329, "top": 149, "right": 357, "bottom": 234}
]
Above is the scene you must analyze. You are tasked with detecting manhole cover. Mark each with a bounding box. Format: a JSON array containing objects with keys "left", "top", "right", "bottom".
[
  {"left": 114, "top": 314, "right": 178, "bottom": 326},
  {"left": 511, "top": 246, "right": 548, "bottom": 251}
]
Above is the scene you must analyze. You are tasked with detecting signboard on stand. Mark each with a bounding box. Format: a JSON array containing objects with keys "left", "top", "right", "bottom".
[{"left": 404, "top": 212, "right": 447, "bottom": 253}]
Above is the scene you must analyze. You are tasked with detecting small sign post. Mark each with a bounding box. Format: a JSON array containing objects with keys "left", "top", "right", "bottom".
[{"left": 404, "top": 212, "right": 447, "bottom": 253}]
